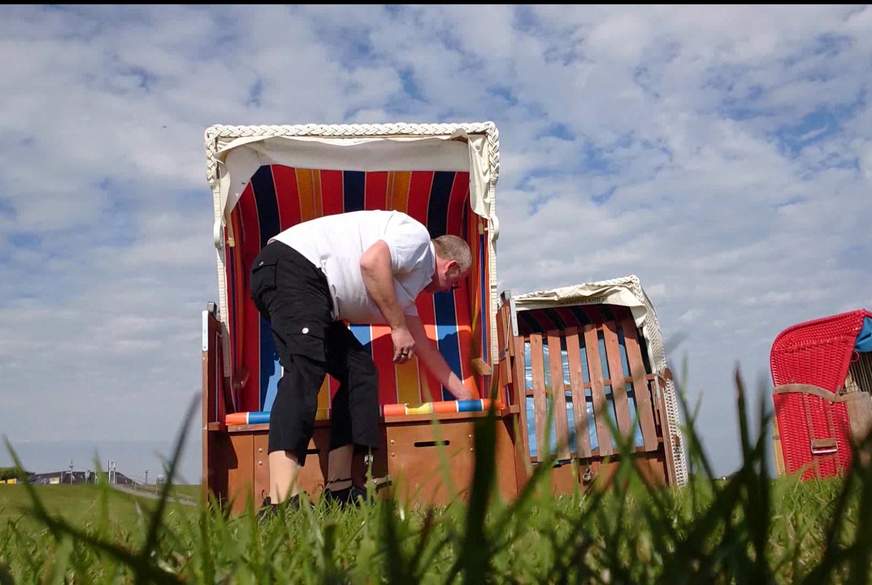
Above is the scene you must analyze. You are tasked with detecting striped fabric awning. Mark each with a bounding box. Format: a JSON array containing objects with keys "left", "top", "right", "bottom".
[{"left": 221, "top": 166, "right": 491, "bottom": 422}]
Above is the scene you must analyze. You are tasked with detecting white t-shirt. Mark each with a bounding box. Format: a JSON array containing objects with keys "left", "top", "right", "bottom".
[{"left": 269, "top": 210, "right": 435, "bottom": 323}]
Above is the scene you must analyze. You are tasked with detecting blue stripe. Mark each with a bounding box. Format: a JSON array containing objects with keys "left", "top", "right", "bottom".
[
  {"left": 427, "top": 171, "right": 454, "bottom": 236},
  {"left": 250, "top": 166, "right": 280, "bottom": 247},
  {"left": 569, "top": 306, "right": 589, "bottom": 328},
  {"left": 457, "top": 399, "right": 483, "bottom": 412},
  {"left": 251, "top": 166, "right": 281, "bottom": 409},
  {"left": 343, "top": 171, "right": 365, "bottom": 212},
  {"left": 857, "top": 317, "right": 872, "bottom": 352},
  {"left": 247, "top": 412, "right": 271, "bottom": 425},
  {"left": 260, "top": 318, "right": 281, "bottom": 412},
  {"left": 434, "top": 291, "right": 462, "bottom": 400},
  {"left": 350, "top": 324, "right": 372, "bottom": 351},
  {"left": 518, "top": 311, "right": 539, "bottom": 336},
  {"left": 545, "top": 308, "right": 566, "bottom": 330}
]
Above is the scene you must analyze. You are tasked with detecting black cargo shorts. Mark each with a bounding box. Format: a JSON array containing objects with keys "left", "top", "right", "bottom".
[{"left": 250, "top": 241, "right": 380, "bottom": 464}]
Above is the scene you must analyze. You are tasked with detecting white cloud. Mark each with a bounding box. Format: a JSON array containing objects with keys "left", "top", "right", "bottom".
[{"left": 0, "top": 6, "right": 870, "bottom": 479}]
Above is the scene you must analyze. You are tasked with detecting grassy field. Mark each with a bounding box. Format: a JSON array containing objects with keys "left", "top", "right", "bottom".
[
  {"left": 1, "top": 376, "right": 871, "bottom": 584},
  {"left": 0, "top": 485, "right": 195, "bottom": 527}
]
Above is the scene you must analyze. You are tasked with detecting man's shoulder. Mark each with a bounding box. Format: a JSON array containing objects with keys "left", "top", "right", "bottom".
[{"left": 384, "top": 210, "right": 428, "bottom": 233}]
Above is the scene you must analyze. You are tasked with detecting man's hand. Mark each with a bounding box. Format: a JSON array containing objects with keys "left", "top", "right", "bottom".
[
  {"left": 392, "top": 326, "right": 415, "bottom": 363},
  {"left": 405, "top": 316, "right": 476, "bottom": 400}
]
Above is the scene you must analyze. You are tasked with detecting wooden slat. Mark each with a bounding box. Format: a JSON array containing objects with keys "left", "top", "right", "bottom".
[
  {"left": 620, "top": 318, "right": 658, "bottom": 452},
  {"left": 603, "top": 320, "right": 633, "bottom": 440},
  {"left": 495, "top": 303, "right": 509, "bottom": 403},
  {"left": 530, "top": 334, "right": 548, "bottom": 461},
  {"left": 564, "top": 328, "right": 592, "bottom": 458},
  {"left": 513, "top": 336, "right": 532, "bottom": 468},
  {"left": 583, "top": 324, "right": 613, "bottom": 456},
  {"left": 547, "top": 331, "right": 571, "bottom": 461}
]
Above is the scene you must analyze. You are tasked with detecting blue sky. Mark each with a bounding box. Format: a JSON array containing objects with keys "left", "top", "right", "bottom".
[{"left": 0, "top": 5, "right": 870, "bottom": 482}]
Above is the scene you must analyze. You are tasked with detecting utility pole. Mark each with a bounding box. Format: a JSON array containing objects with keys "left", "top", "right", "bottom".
[
  {"left": 69, "top": 460, "right": 74, "bottom": 485},
  {"left": 145, "top": 470, "right": 149, "bottom": 485}
]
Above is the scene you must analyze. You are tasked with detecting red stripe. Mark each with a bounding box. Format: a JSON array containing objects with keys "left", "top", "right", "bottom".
[
  {"left": 237, "top": 183, "right": 262, "bottom": 412},
  {"left": 446, "top": 172, "right": 468, "bottom": 236},
  {"left": 406, "top": 171, "right": 434, "bottom": 225},
  {"left": 321, "top": 170, "right": 344, "bottom": 217},
  {"left": 370, "top": 326, "right": 398, "bottom": 405},
  {"left": 272, "top": 165, "right": 301, "bottom": 229},
  {"left": 227, "top": 211, "right": 243, "bottom": 410},
  {"left": 365, "top": 171, "right": 388, "bottom": 210}
]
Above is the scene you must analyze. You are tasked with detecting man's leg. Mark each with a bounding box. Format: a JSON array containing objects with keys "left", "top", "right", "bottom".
[
  {"left": 324, "top": 323, "right": 381, "bottom": 493},
  {"left": 268, "top": 450, "right": 301, "bottom": 503},
  {"left": 267, "top": 351, "right": 327, "bottom": 502},
  {"left": 250, "top": 241, "right": 333, "bottom": 506}
]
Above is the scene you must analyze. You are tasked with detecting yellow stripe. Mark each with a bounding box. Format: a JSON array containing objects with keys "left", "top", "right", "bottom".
[
  {"left": 317, "top": 377, "right": 330, "bottom": 412},
  {"left": 396, "top": 358, "right": 421, "bottom": 406},
  {"left": 405, "top": 403, "right": 433, "bottom": 416},
  {"left": 417, "top": 359, "right": 435, "bottom": 404}
]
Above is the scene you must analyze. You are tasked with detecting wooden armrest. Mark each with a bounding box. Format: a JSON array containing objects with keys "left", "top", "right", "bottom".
[{"left": 471, "top": 358, "right": 492, "bottom": 376}]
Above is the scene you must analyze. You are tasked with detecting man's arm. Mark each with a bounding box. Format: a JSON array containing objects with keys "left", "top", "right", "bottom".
[
  {"left": 406, "top": 315, "right": 474, "bottom": 400},
  {"left": 359, "top": 240, "right": 414, "bottom": 363}
]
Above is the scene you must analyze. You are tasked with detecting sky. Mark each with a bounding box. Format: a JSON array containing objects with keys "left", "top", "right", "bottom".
[{"left": 0, "top": 5, "right": 870, "bottom": 483}]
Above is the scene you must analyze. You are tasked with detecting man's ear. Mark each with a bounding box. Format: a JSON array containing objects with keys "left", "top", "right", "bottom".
[{"left": 446, "top": 260, "right": 460, "bottom": 276}]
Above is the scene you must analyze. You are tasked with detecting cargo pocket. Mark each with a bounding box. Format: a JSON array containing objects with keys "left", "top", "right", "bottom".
[
  {"left": 250, "top": 259, "right": 278, "bottom": 314},
  {"left": 274, "top": 320, "right": 328, "bottom": 363}
]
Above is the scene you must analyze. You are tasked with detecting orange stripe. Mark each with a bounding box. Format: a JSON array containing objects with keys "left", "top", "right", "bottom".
[
  {"left": 433, "top": 401, "right": 459, "bottom": 414},
  {"left": 313, "top": 170, "right": 323, "bottom": 217},
  {"left": 396, "top": 358, "right": 421, "bottom": 405},
  {"left": 317, "top": 377, "right": 331, "bottom": 412},
  {"left": 297, "top": 169, "right": 316, "bottom": 221},
  {"left": 389, "top": 171, "right": 411, "bottom": 213}
]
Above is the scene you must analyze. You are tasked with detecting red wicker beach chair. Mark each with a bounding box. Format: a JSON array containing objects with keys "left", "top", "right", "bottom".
[{"left": 770, "top": 309, "right": 872, "bottom": 479}]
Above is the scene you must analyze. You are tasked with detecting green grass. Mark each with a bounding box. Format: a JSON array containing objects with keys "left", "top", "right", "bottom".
[
  {"left": 0, "top": 485, "right": 195, "bottom": 527},
  {"left": 1, "top": 373, "right": 871, "bottom": 584}
]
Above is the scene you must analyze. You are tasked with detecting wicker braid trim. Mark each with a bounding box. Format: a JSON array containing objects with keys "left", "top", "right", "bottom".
[{"left": 204, "top": 122, "right": 500, "bottom": 189}]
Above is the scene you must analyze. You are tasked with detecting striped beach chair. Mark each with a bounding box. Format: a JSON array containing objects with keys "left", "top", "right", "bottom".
[
  {"left": 202, "top": 123, "right": 524, "bottom": 511},
  {"left": 493, "top": 278, "right": 687, "bottom": 491}
]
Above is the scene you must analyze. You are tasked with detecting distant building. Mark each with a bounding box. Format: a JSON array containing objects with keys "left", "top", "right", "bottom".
[{"left": 28, "top": 470, "right": 139, "bottom": 486}]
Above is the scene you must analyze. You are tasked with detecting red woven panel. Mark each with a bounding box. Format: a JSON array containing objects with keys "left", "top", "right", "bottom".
[
  {"left": 770, "top": 309, "right": 869, "bottom": 479},
  {"left": 773, "top": 394, "right": 851, "bottom": 479},
  {"left": 770, "top": 310, "right": 870, "bottom": 392}
]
